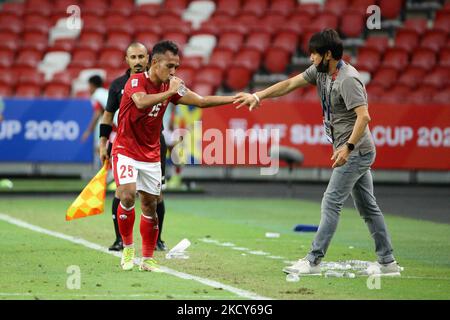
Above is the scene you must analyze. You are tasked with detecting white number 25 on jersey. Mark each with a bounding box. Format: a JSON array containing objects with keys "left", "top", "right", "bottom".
[{"left": 148, "top": 104, "right": 161, "bottom": 117}]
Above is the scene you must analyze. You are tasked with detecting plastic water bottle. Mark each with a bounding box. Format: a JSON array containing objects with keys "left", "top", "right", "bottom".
[
  {"left": 324, "top": 270, "right": 345, "bottom": 278},
  {"left": 165, "top": 238, "right": 190, "bottom": 259}
]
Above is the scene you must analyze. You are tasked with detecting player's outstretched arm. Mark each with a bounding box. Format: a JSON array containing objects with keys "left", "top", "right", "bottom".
[
  {"left": 177, "top": 90, "right": 235, "bottom": 108},
  {"left": 234, "top": 73, "right": 310, "bottom": 111}
]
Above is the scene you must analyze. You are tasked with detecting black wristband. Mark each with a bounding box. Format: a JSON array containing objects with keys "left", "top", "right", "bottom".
[{"left": 99, "top": 124, "right": 113, "bottom": 139}]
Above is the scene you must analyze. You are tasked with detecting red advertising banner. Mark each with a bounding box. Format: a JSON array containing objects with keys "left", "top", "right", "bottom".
[{"left": 201, "top": 101, "right": 450, "bottom": 170}]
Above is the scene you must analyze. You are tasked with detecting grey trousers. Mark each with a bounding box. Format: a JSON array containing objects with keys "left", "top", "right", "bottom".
[{"left": 306, "top": 151, "right": 395, "bottom": 265}]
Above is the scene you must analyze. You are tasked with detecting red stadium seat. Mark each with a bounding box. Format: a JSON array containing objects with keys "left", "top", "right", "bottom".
[
  {"left": 410, "top": 48, "right": 437, "bottom": 70},
  {"left": 105, "top": 68, "right": 126, "bottom": 85},
  {"left": 105, "top": 32, "right": 132, "bottom": 51},
  {"left": 324, "top": 0, "right": 349, "bottom": 16},
  {"left": 242, "top": 0, "right": 269, "bottom": 17},
  {"left": 244, "top": 32, "right": 272, "bottom": 53},
  {"left": 268, "top": 0, "right": 296, "bottom": 16},
  {"left": 0, "top": 84, "right": 13, "bottom": 97},
  {"left": 175, "top": 66, "right": 196, "bottom": 87},
  {"left": 366, "top": 83, "right": 385, "bottom": 103},
  {"left": 309, "top": 12, "right": 339, "bottom": 31},
  {"left": 23, "top": 13, "right": 52, "bottom": 34},
  {"left": 0, "top": 68, "right": 18, "bottom": 87},
  {"left": 379, "top": 0, "right": 403, "bottom": 19},
  {"left": 162, "top": 0, "right": 188, "bottom": 16},
  {"left": 98, "top": 49, "right": 127, "bottom": 69},
  {"left": 0, "top": 50, "right": 14, "bottom": 68},
  {"left": 380, "top": 85, "right": 410, "bottom": 104},
  {"left": 340, "top": 9, "right": 365, "bottom": 38},
  {"left": 194, "top": 66, "right": 224, "bottom": 89},
  {"left": 48, "top": 39, "right": 76, "bottom": 53},
  {"left": 394, "top": 29, "right": 420, "bottom": 52},
  {"left": 70, "top": 49, "right": 97, "bottom": 68},
  {"left": 191, "top": 82, "right": 214, "bottom": 96},
  {"left": 296, "top": 3, "right": 321, "bottom": 17},
  {"left": 43, "top": 83, "right": 71, "bottom": 98},
  {"left": 105, "top": 15, "right": 135, "bottom": 34},
  {"left": 181, "top": 57, "right": 203, "bottom": 69},
  {"left": 108, "top": 0, "right": 135, "bottom": 16},
  {"left": 18, "top": 70, "right": 45, "bottom": 86},
  {"left": 356, "top": 47, "right": 381, "bottom": 72},
  {"left": 433, "top": 15, "right": 450, "bottom": 33},
  {"left": 264, "top": 48, "right": 291, "bottom": 74},
  {"left": 381, "top": 48, "right": 409, "bottom": 71},
  {"left": 420, "top": 29, "right": 448, "bottom": 53},
  {"left": 439, "top": 47, "right": 450, "bottom": 67},
  {"left": 0, "top": 32, "right": 19, "bottom": 51},
  {"left": 81, "top": 1, "right": 108, "bottom": 16},
  {"left": 225, "top": 66, "right": 252, "bottom": 91},
  {"left": 22, "top": 32, "right": 48, "bottom": 51},
  {"left": 398, "top": 67, "right": 426, "bottom": 89},
  {"left": 14, "top": 49, "right": 43, "bottom": 68},
  {"left": 135, "top": 33, "right": 160, "bottom": 50},
  {"left": 51, "top": 71, "right": 75, "bottom": 86},
  {"left": 406, "top": 86, "right": 436, "bottom": 105},
  {"left": 217, "top": 33, "right": 244, "bottom": 53},
  {"left": 208, "top": 49, "right": 234, "bottom": 71},
  {"left": 370, "top": 67, "right": 398, "bottom": 89},
  {"left": 51, "top": 0, "right": 76, "bottom": 16},
  {"left": 289, "top": 12, "right": 312, "bottom": 26},
  {"left": 15, "top": 84, "right": 42, "bottom": 97},
  {"left": 272, "top": 31, "right": 299, "bottom": 54},
  {"left": 432, "top": 87, "right": 450, "bottom": 104},
  {"left": 364, "top": 36, "right": 390, "bottom": 54},
  {"left": 164, "top": 32, "right": 188, "bottom": 49},
  {"left": 402, "top": 18, "right": 428, "bottom": 35},
  {"left": 234, "top": 48, "right": 261, "bottom": 72},
  {"left": 1, "top": 2, "right": 25, "bottom": 16},
  {"left": 25, "top": 0, "right": 52, "bottom": 16},
  {"left": 82, "top": 15, "right": 107, "bottom": 34},
  {"left": 423, "top": 68, "right": 450, "bottom": 90},
  {"left": 0, "top": 13, "right": 23, "bottom": 34},
  {"left": 77, "top": 31, "right": 105, "bottom": 51},
  {"left": 215, "top": 0, "right": 241, "bottom": 17}
]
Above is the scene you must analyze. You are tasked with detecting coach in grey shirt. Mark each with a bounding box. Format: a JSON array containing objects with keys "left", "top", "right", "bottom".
[{"left": 234, "top": 29, "right": 401, "bottom": 276}]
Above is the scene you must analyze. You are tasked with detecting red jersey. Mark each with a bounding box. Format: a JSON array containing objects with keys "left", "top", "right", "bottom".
[{"left": 112, "top": 72, "right": 181, "bottom": 162}]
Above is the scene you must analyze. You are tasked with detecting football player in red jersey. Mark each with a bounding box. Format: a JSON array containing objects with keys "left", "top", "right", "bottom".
[{"left": 111, "top": 40, "right": 235, "bottom": 271}]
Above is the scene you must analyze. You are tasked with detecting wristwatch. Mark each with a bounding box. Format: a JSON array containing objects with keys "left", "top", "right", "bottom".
[{"left": 346, "top": 142, "right": 355, "bottom": 151}]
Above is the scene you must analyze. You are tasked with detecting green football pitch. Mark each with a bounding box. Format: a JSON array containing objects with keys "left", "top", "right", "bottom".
[{"left": 0, "top": 196, "right": 449, "bottom": 300}]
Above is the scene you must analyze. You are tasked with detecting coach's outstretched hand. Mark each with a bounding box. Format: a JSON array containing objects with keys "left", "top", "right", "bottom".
[{"left": 234, "top": 92, "right": 260, "bottom": 111}]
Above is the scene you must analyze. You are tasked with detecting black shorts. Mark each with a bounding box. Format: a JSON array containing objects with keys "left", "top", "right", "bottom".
[{"left": 160, "top": 133, "right": 167, "bottom": 186}]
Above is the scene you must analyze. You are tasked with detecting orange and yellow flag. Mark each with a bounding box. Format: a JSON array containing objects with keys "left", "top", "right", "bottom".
[{"left": 66, "top": 161, "right": 109, "bottom": 221}]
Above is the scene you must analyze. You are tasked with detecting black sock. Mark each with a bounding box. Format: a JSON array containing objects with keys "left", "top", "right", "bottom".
[
  {"left": 112, "top": 196, "right": 121, "bottom": 241},
  {"left": 156, "top": 200, "right": 165, "bottom": 241}
]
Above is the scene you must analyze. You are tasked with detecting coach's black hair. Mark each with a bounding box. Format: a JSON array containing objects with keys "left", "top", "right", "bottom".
[
  {"left": 309, "top": 29, "right": 343, "bottom": 60},
  {"left": 88, "top": 75, "right": 103, "bottom": 88},
  {"left": 151, "top": 40, "right": 179, "bottom": 57}
]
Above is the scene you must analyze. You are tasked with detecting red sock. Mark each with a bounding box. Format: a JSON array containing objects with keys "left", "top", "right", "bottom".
[
  {"left": 140, "top": 214, "right": 159, "bottom": 259},
  {"left": 117, "top": 202, "right": 135, "bottom": 246}
]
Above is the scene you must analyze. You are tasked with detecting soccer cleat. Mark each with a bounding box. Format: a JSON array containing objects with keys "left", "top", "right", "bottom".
[
  {"left": 374, "top": 261, "right": 402, "bottom": 277},
  {"left": 155, "top": 240, "right": 168, "bottom": 251},
  {"left": 139, "top": 258, "right": 162, "bottom": 272},
  {"left": 282, "top": 258, "right": 322, "bottom": 275},
  {"left": 120, "top": 247, "right": 135, "bottom": 271},
  {"left": 108, "top": 239, "right": 123, "bottom": 251}
]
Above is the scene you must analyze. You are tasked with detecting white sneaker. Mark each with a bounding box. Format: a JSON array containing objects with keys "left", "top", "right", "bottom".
[
  {"left": 283, "top": 258, "right": 322, "bottom": 275},
  {"left": 375, "top": 261, "right": 402, "bottom": 277}
]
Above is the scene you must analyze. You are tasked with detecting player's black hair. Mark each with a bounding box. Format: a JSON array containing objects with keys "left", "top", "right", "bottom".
[
  {"left": 308, "top": 28, "right": 343, "bottom": 60},
  {"left": 151, "top": 40, "right": 179, "bottom": 57},
  {"left": 88, "top": 75, "right": 103, "bottom": 88}
]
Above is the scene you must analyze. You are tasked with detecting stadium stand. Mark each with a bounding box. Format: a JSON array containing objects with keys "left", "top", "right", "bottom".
[{"left": 0, "top": 0, "right": 448, "bottom": 104}]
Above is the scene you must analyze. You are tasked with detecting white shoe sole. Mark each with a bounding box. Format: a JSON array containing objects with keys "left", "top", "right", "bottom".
[{"left": 282, "top": 267, "right": 322, "bottom": 276}]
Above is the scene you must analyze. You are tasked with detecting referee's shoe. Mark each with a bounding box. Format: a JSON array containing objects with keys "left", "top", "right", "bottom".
[{"left": 109, "top": 238, "right": 124, "bottom": 251}]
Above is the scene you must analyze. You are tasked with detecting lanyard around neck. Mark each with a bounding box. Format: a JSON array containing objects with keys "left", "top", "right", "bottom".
[{"left": 321, "top": 60, "right": 344, "bottom": 121}]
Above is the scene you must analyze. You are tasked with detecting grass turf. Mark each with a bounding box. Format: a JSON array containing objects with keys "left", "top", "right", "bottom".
[{"left": 0, "top": 197, "right": 449, "bottom": 300}]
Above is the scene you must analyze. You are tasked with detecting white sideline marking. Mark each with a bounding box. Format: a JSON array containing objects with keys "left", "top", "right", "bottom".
[
  {"left": 0, "top": 293, "right": 224, "bottom": 299},
  {"left": 0, "top": 213, "right": 271, "bottom": 300}
]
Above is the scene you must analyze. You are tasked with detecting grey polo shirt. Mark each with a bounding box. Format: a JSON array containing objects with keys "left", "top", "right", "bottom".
[{"left": 302, "top": 61, "right": 375, "bottom": 154}]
